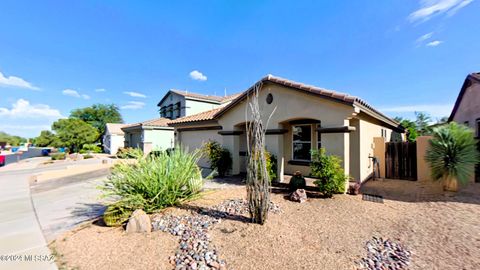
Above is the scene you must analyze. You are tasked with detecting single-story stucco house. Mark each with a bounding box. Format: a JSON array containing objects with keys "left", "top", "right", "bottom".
[
  {"left": 168, "top": 75, "right": 404, "bottom": 184},
  {"left": 122, "top": 118, "right": 174, "bottom": 153},
  {"left": 103, "top": 123, "right": 127, "bottom": 155}
]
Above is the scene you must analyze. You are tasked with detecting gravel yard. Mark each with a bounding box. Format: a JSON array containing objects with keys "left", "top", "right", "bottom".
[{"left": 50, "top": 180, "right": 480, "bottom": 270}]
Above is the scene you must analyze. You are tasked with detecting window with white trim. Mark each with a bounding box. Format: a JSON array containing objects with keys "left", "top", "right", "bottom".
[
  {"left": 317, "top": 123, "right": 322, "bottom": 149},
  {"left": 292, "top": 125, "right": 311, "bottom": 160}
]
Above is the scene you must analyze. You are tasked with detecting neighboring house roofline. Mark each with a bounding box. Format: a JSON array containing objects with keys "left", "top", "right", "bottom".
[
  {"left": 168, "top": 107, "right": 222, "bottom": 126},
  {"left": 122, "top": 117, "right": 173, "bottom": 131},
  {"left": 105, "top": 123, "right": 127, "bottom": 135},
  {"left": 448, "top": 73, "right": 480, "bottom": 122},
  {"left": 157, "top": 89, "right": 240, "bottom": 107}
]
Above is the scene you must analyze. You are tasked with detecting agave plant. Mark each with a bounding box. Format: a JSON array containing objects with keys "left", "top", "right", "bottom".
[
  {"left": 102, "top": 146, "right": 203, "bottom": 216},
  {"left": 425, "top": 122, "right": 479, "bottom": 191}
]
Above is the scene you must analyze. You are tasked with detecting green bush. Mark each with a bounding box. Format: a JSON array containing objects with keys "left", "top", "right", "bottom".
[
  {"left": 50, "top": 152, "right": 66, "bottom": 160},
  {"left": 310, "top": 148, "right": 348, "bottom": 198},
  {"left": 266, "top": 151, "right": 277, "bottom": 182},
  {"left": 83, "top": 154, "right": 94, "bottom": 159},
  {"left": 289, "top": 171, "right": 306, "bottom": 191},
  {"left": 102, "top": 147, "right": 203, "bottom": 215},
  {"left": 80, "top": 144, "right": 102, "bottom": 154},
  {"left": 202, "top": 140, "right": 232, "bottom": 177},
  {"left": 425, "top": 122, "right": 480, "bottom": 185},
  {"left": 116, "top": 147, "right": 143, "bottom": 159}
]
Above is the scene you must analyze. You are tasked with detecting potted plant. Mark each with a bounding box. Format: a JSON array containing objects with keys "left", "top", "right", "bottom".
[{"left": 425, "top": 122, "right": 479, "bottom": 192}]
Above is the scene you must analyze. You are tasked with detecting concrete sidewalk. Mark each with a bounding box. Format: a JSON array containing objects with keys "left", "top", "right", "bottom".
[{"left": 0, "top": 161, "right": 57, "bottom": 269}]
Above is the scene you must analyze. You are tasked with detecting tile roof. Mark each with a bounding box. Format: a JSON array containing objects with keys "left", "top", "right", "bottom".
[
  {"left": 168, "top": 107, "right": 222, "bottom": 125},
  {"left": 122, "top": 117, "right": 171, "bottom": 130},
  {"left": 105, "top": 123, "right": 127, "bottom": 135},
  {"left": 169, "top": 74, "right": 402, "bottom": 130}
]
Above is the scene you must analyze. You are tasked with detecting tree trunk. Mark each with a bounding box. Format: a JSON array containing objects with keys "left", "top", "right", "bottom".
[{"left": 443, "top": 176, "right": 458, "bottom": 192}]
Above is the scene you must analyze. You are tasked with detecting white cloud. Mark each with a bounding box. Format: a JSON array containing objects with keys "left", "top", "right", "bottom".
[
  {"left": 0, "top": 99, "right": 63, "bottom": 119},
  {"left": 189, "top": 70, "right": 207, "bottom": 81},
  {"left": 426, "top": 40, "right": 443, "bottom": 46},
  {"left": 62, "top": 89, "right": 90, "bottom": 99},
  {"left": 121, "top": 101, "right": 145, "bottom": 110},
  {"left": 408, "top": 0, "right": 474, "bottom": 23},
  {"left": 123, "top": 91, "right": 147, "bottom": 98},
  {"left": 0, "top": 71, "right": 40, "bottom": 90},
  {"left": 95, "top": 88, "right": 106, "bottom": 92},
  {"left": 416, "top": 32, "right": 434, "bottom": 44},
  {"left": 0, "top": 99, "right": 64, "bottom": 137},
  {"left": 379, "top": 104, "right": 453, "bottom": 117}
]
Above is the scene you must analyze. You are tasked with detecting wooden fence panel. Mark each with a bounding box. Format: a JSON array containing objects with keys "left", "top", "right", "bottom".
[{"left": 385, "top": 142, "right": 417, "bottom": 180}]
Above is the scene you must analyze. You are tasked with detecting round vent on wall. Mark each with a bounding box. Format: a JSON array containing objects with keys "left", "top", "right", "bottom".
[{"left": 266, "top": 93, "right": 273, "bottom": 104}]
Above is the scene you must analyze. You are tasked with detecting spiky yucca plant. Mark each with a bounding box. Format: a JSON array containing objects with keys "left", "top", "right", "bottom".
[
  {"left": 102, "top": 147, "right": 203, "bottom": 216},
  {"left": 425, "top": 122, "right": 479, "bottom": 190}
]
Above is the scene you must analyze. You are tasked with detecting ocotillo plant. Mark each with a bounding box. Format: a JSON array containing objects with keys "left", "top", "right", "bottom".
[{"left": 245, "top": 82, "right": 275, "bottom": 224}]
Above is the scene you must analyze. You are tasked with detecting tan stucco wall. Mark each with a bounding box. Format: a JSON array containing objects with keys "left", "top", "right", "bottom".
[
  {"left": 178, "top": 128, "right": 223, "bottom": 169},
  {"left": 452, "top": 81, "right": 480, "bottom": 136},
  {"left": 218, "top": 83, "right": 356, "bottom": 176},
  {"left": 416, "top": 136, "right": 433, "bottom": 182}
]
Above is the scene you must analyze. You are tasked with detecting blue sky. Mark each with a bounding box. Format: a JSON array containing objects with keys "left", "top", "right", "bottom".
[{"left": 0, "top": 0, "right": 479, "bottom": 138}]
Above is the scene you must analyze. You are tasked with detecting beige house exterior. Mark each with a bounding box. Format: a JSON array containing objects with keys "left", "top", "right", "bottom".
[
  {"left": 169, "top": 75, "right": 404, "bottom": 184},
  {"left": 449, "top": 73, "right": 480, "bottom": 137},
  {"left": 103, "top": 123, "right": 126, "bottom": 155},
  {"left": 122, "top": 118, "right": 174, "bottom": 154},
  {"left": 449, "top": 72, "right": 480, "bottom": 183}
]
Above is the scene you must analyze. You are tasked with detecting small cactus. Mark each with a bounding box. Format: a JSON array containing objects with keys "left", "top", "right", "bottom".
[{"left": 289, "top": 171, "right": 306, "bottom": 191}]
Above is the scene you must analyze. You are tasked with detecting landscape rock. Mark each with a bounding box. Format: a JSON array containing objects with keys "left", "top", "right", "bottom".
[
  {"left": 126, "top": 209, "right": 152, "bottom": 233},
  {"left": 357, "top": 236, "right": 411, "bottom": 270},
  {"left": 290, "top": 189, "right": 307, "bottom": 203},
  {"left": 152, "top": 199, "right": 281, "bottom": 270}
]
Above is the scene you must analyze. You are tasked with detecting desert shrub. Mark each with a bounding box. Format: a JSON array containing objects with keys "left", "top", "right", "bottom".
[
  {"left": 83, "top": 154, "right": 94, "bottom": 159},
  {"left": 202, "top": 140, "right": 232, "bottom": 177},
  {"left": 265, "top": 151, "right": 277, "bottom": 182},
  {"left": 102, "top": 195, "right": 145, "bottom": 226},
  {"left": 310, "top": 148, "right": 348, "bottom": 198},
  {"left": 50, "top": 152, "right": 66, "bottom": 160},
  {"left": 102, "top": 147, "right": 203, "bottom": 215},
  {"left": 289, "top": 171, "right": 306, "bottom": 191},
  {"left": 116, "top": 147, "right": 143, "bottom": 159},
  {"left": 80, "top": 144, "right": 102, "bottom": 154},
  {"left": 426, "top": 122, "right": 480, "bottom": 185}
]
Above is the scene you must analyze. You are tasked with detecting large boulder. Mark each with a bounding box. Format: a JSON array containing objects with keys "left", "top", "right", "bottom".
[
  {"left": 290, "top": 189, "right": 307, "bottom": 203},
  {"left": 126, "top": 209, "right": 152, "bottom": 233}
]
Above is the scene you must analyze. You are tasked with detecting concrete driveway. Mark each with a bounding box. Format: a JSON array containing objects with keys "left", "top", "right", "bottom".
[{"left": 0, "top": 157, "right": 111, "bottom": 269}]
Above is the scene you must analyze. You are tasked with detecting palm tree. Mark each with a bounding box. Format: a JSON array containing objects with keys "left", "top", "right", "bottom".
[{"left": 425, "top": 122, "right": 479, "bottom": 191}]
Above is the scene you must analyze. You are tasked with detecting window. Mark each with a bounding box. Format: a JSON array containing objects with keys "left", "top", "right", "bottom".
[
  {"left": 175, "top": 102, "right": 181, "bottom": 118},
  {"left": 464, "top": 121, "right": 469, "bottom": 127},
  {"left": 159, "top": 106, "right": 166, "bottom": 118},
  {"left": 292, "top": 125, "right": 311, "bottom": 160},
  {"left": 317, "top": 123, "right": 322, "bottom": 149}
]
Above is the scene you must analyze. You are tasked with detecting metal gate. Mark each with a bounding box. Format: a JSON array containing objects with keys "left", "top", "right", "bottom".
[{"left": 385, "top": 142, "right": 417, "bottom": 180}]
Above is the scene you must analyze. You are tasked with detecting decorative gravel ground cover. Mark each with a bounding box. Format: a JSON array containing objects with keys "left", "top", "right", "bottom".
[
  {"left": 51, "top": 182, "right": 480, "bottom": 270},
  {"left": 151, "top": 199, "right": 281, "bottom": 270}
]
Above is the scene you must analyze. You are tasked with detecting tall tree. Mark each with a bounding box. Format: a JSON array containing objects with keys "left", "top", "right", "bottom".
[
  {"left": 35, "top": 130, "right": 61, "bottom": 147},
  {"left": 415, "top": 111, "right": 432, "bottom": 136},
  {"left": 52, "top": 119, "right": 99, "bottom": 152},
  {"left": 70, "top": 104, "right": 123, "bottom": 136},
  {"left": 0, "top": 131, "right": 26, "bottom": 146},
  {"left": 394, "top": 117, "right": 418, "bottom": 142}
]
